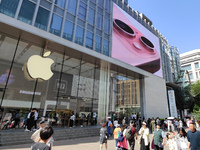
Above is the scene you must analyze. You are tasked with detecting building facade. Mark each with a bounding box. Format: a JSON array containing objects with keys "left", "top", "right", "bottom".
[
  {"left": 180, "top": 49, "right": 200, "bottom": 83},
  {"left": 0, "top": 0, "right": 171, "bottom": 127}
]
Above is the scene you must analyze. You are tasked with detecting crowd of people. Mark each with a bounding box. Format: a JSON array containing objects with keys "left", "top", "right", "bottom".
[{"left": 99, "top": 114, "right": 200, "bottom": 150}]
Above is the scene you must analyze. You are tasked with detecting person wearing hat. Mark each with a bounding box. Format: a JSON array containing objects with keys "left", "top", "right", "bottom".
[
  {"left": 187, "top": 120, "right": 200, "bottom": 150},
  {"left": 153, "top": 122, "right": 165, "bottom": 150},
  {"left": 113, "top": 124, "right": 121, "bottom": 149},
  {"left": 138, "top": 121, "right": 150, "bottom": 150}
]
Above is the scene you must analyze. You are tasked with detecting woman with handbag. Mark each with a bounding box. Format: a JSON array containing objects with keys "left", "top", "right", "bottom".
[{"left": 139, "top": 121, "right": 150, "bottom": 150}]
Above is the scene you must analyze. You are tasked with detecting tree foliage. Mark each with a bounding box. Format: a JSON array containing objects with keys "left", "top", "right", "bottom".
[{"left": 191, "top": 81, "right": 200, "bottom": 107}]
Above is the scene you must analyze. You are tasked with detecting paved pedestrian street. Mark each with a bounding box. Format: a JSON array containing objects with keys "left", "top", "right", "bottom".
[{"left": 1, "top": 134, "right": 169, "bottom": 150}]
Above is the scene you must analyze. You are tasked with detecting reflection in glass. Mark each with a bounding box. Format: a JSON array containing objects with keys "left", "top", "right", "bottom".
[
  {"left": 88, "top": 7, "right": 95, "bottom": 25},
  {"left": 98, "top": 0, "right": 104, "bottom": 8},
  {"left": 55, "top": 0, "right": 66, "bottom": 8},
  {"left": 49, "top": 14, "right": 63, "bottom": 36},
  {"left": 78, "top": 1, "right": 87, "bottom": 20},
  {"left": 105, "top": 0, "right": 110, "bottom": 13},
  {"left": 75, "top": 26, "right": 84, "bottom": 46},
  {"left": 67, "top": 0, "right": 77, "bottom": 15},
  {"left": 18, "top": 0, "right": 36, "bottom": 25},
  {"left": 34, "top": 7, "right": 50, "bottom": 31},
  {"left": 95, "top": 35, "right": 101, "bottom": 53},
  {"left": 0, "top": 0, "right": 19, "bottom": 18},
  {"left": 96, "top": 13, "right": 103, "bottom": 29},
  {"left": 86, "top": 31, "right": 93, "bottom": 49},
  {"left": 103, "top": 39, "right": 109, "bottom": 56},
  {"left": 104, "top": 17, "right": 110, "bottom": 34},
  {"left": 63, "top": 20, "right": 74, "bottom": 41}
]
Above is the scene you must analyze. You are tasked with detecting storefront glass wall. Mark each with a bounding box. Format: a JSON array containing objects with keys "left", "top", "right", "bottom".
[{"left": 0, "top": 32, "right": 141, "bottom": 129}]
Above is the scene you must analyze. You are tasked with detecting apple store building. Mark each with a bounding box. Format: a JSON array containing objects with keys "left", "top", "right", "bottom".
[{"left": 0, "top": 0, "right": 169, "bottom": 128}]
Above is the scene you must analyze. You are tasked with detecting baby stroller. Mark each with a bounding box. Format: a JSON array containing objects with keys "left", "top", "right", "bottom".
[{"left": 1, "top": 113, "right": 12, "bottom": 129}]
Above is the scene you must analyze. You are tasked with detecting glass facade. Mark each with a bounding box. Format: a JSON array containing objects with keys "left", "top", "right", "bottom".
[
  {"left": 0, "top": 0, "right": 112, "bottom": 57},
  {"left": 0, "top": 31, "right": 141, "bottom": 128},
  {"left": 0, "top": 0, "right": 146, "bottom": 129}
]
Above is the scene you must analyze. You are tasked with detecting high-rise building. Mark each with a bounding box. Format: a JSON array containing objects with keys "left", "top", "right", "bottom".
[
  {"left": 180, "top": 49, "right": 200, "bottom": 83},
  {"left": 0, "top": 0, "right": 174, "bottom": 127}
]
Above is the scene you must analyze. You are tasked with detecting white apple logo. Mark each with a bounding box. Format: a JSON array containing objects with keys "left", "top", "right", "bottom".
[{"left": 27, "top": 53, "right": 54, "bottom": 80}]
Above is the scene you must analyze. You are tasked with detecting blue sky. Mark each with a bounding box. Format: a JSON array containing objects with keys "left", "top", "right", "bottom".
[{"left": 128, "top": 0, "right": 200, "bottom": 54}]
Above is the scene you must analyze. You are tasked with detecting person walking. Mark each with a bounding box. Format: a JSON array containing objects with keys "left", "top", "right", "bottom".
[
  {"left": 153, "top": 122, "right": 165, "bottom": 150},
  {"left": 26, "top": 109, "right": 35, "bottom": 131},
  {"left": 139, "top": 121, "right": 150, "bottom": 150},
  {"left": 151, "top": 118, "right": 155, "bottom": 132},
  {"left": 33, "top": 108, "right": 38, "bottom": 130},
  {"left": 70, "top": 113, "right": 75, "bottom": 128},
  {"left": 100, "top": 123, "right": 108, "bottom": 150},
  {"left": 177, "top": 127, "right": 187, "bottom": 150},
  {"left": 31, "top": 126, "right": 54, "bottom": 150},
  {"left": 113, "top": 124, "right": 121, "bottom": 149},
  {"left": 187, "top": 120, "right": 200, "bottom": 150},
  {"left": 117, "top": 125, "right": 128, "bottom": 150},
  {"left": 127, "top": 120, "right": 137, "bottom": 150},
  {"left": 107, "top": 118, "right": 113, "bottom": 137}
]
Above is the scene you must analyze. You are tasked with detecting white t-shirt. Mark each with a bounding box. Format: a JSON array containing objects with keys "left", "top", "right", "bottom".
[
  {"left": 70, "top": 115, "right": 75, "bottom": 121},
  {"left": 114, "top": 120, "right": 118, "bottom": 127}
]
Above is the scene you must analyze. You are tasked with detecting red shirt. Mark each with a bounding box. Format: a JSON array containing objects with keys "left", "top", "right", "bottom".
[{"left": 130, "top": 126, "right": 136, "bottom": 135}]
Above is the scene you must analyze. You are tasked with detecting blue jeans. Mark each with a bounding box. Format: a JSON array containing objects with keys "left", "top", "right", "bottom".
[
  {"left": 107, "top": 126, "right": 111, "bottom": 136},
  {"left": 115, "top": 139, "right": 118, "bottom": 147}
]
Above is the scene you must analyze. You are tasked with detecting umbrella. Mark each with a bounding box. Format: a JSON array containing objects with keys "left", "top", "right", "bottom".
[{"left": 168, "top": 117, "right": 175, "bottom": 120}]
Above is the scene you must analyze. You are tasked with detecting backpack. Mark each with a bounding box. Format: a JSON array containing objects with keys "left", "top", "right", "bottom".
[
  {"left": 125, "top": 127, "right": 134, "bottom": 140},
  {"left": 117, "top": 132, "right": 124, "bottom": 142}
]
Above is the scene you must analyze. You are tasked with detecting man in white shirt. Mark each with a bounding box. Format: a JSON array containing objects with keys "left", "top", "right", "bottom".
[{"left": 132, "top": 113, "right": 136, "bottom": 120}]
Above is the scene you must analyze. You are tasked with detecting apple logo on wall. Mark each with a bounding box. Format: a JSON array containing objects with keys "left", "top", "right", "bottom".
[{"left": 26, "top": 52, "right": 54, "bottom": 80}]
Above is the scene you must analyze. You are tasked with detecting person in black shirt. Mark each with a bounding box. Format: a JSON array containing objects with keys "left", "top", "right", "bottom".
[{"left": 31, "top": 126, "right": 54, "bottom": 150}]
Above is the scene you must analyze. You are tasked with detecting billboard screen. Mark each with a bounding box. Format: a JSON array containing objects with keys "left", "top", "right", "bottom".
[{"left": 112, "top": 3, "right": 162, "bottom": 77}]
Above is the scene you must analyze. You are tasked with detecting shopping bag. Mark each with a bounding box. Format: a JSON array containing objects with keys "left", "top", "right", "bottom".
[{"left": 151, "top": 139, "right": 155, "bottom": 149}]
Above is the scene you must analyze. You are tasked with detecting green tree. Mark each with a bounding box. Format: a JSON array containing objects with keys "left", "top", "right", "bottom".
[{"left": 191, "top": 81, "right": 200, "bottom": 107}]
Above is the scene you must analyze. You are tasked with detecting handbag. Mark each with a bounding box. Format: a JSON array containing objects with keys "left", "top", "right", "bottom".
[
  {"left": 151, "top": 139, "right": 155, "bottom": 149},
  {"left": 138, "top": 135, "right": 142, "bottom": 144}
]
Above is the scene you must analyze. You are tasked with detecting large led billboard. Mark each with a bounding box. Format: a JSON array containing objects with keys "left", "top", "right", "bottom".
[{"left": 112, "top": 3, "right": 162, "bottom": 77}]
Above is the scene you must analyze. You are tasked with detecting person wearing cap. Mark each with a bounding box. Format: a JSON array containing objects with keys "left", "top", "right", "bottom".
[
  {"left": 139, "top": 121, "right": 150, "bottom": 150},
  {"left": 153, "top": 122, "right": 165, "bottom": 150},
  {"left": 187, "top": 120, "right": 200, "bottom": 150},
  {"left": 113, "top": 124, "right": 121, "bottom": 149}
]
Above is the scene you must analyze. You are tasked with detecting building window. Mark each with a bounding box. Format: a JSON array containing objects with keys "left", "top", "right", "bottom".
[
  {"left": 88, "top": 7, "right": 95, "bottom": 25},
  {"left": 34, "top": 7, "right": 50, "bottom": 31},
  {"left": 78, "top": 1, "right": 87, "bottom": 20},
  {"left": 98, "top": 0, "right": 104, "bottom": 8},
  {"left": 75, "top": 26, "right": 84, "bottom": 46},
  {"left": 189, "top": 73, "right": 193, "bottom": 80},
  {"left": 67, "top": 0, "right": 77, "bottom": 15},
  {"left": 17, "top": 0, "right": 36, "bottom": 25},
  {"left": 55, "top": 0, "right": 66, "bottom": 8},
  {"left": 104, "top": 17, "right": 110, "bottom": 34},
  {"left": 86, "top": 31, "right": 93, "bottom": 49},
  {"left": 182, "top": 64, "right": 192, "bottom": 71},
  {"left": 103, "top": 39, "right": 109, "bottom": 56},
  {"left": 49, "top": 14, "right": 63, "bottom": 36},
  {"left": 195, "top": 62, "right": 199, "bottom": 69},
  {"left": 196, "top": 72, "right": 199, "bottom": 79},
  {"left": 0, "top": 0, "right": 19, "bottom": 18},
  {"left": 96, "top": 13, "right": 103, "bottom": 29},
  {"left": 63, "top": 20, "right": 74, "bottom": 41},
  {"left": 95, "top": 35, "right": 102, "bottom": 53},
  {"left": 105, "top": 0, "right": 110, "bottom": 13}
]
